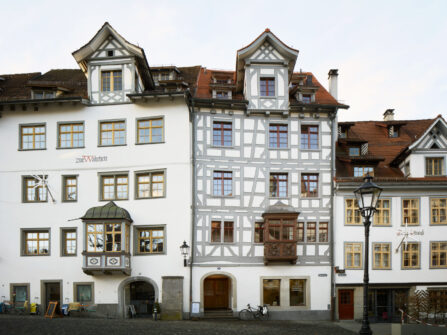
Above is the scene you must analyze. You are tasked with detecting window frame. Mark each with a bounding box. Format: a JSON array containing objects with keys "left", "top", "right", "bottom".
[
  {"left": 133, "top": 225, "right": 166, "bottom": 256},
  {"left": 344, "top": 242, "right": 363, "bottom": 269},
  {"left": 268, "top": 123, "right": 288, "bottom": 149},
  {"left": 373, "top": 199, "right": 391, "bottom": 226},
  {"left": 402, "top": 198, "right": 420, "bottom": 226},
  {"left": 372, "top": 242, "right": 391, "bottom": 270},
  {"left": 300, "top": 124, "right": 319, "bottom": 150},
  {"left": 98, "top": 172, "right": 129, "bottom": 201},
  {"left": 22, "top": 175, "right": 48, "bottom": 203},
  {"left": 430, "top": 198, "right": 447, "bottom": 225},
  {"left": 212, "top": 120, "right": 233, "bottom": 147},
  {"left": 21, "top": 228, "right": 51, "bottom": 256},
  {"left": 135, "top": 117, "right": 165, "bottom": 145},
  {"left": 318, "top": 222, "right": 329, "bottom": 243},
  {"left": 60, "top": 227, "right": 77, "bottom": 257},
  {"left": 260, "top": 276, "right": 310, "bottom": 310},
  {"left": 134, "top": 169, "right": 166, "bottom": 199},
  {"left": 61, "top": 175, "right": 78, "bottom": 202},
  {"left": 269, "top": 172, "right": 289, "bottom": 198},
  {"left": 212, "top": 170, "right": 233, "bottom": 197},
  {"left": 98, "top": 119, "right": 126, "bottom": 147},
  {"left": 349, "top": 147, "right": 361, "bottom": 157},
  {"left": 401, "top": 242, "right": 420, "bottom": 269},
  {"left": 254, "top": 222, "right": 264, "bottom": 244},
  {"left": 353, "top": 166, "right": 374, "bottom": 178},
  {"left": 297, "top": 222, "right": 305, "bottom": 243},
  {"left": 260, "top": 77, "right": 275, "bottom": 97},
  {"left": 73, "top": 282, "right": 95, "bottom": 304},
  {"left": 425, "top": 157, "right": 445, "bottom": 176},
  {"left": 56, "top": 121, "right": 85, "bottom": 149},
  {"left": 101, "top": 70, "right": 122, "bottom": 92},
  {"left": 306, "top": 222, "right": 316, "bottom": 243},
  {"left": 300, "top": 173, "right": 319, "bottom": 198},
  {"left": 345, "top": 198, "right": 362, "bottom": 225},
  {"left": 19, "top": 123, "right": 46, "bottom": 151},
  {"left": 210, "top": 219, "right": 234, "bottom": 244},
  {"left": 430, "top": 241, "right": 447, "bottom": 269},
  {"left": 10, "top": 283, "right": 30, "bottom": 305}
]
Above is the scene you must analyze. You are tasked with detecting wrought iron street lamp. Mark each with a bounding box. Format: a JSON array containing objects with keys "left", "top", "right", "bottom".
[
  {"left": 180, "top": 241, "right": 190, "bottom": 267},
  {"left": 354, "top": 175, "right": 382, "bottom": 335}
]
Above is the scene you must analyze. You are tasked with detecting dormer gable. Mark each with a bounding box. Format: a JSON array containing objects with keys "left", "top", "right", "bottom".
[
  {"left": 72, "top": 22, "right": 154, "bottom": 104},
  {"left": 408, "top": 116, "right": 447, "bottom": 151}
]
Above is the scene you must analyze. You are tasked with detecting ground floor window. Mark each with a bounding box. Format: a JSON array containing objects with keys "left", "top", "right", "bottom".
[
  {"left": 11, "top": 284, "right": 29, "bottom": 305},
  {"left": 73, "top": 282, "right": 94, "bottom": 304},
  {"left": 262, "top": 277, "right": 308, "bottom": 308},
  {"left": 289, "top": 279, "right": 306, "bottom": 306},
  {"left": 263, "top": 279, "right": 280, "bottom": 306}
]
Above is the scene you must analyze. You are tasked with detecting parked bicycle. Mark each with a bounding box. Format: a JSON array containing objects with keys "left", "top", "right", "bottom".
[{"left": 239, "top": 304, "right": 269, "bottom": 320}]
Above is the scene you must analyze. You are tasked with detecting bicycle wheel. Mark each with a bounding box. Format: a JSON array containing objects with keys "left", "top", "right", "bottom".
[
  {"left": 258, "top": 309, "right": 269, "bottom": 320},
  {"left": 239, "top": 309, "right": 254, "bottom": 320}
]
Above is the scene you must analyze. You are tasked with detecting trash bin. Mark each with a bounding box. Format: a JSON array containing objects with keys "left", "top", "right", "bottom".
[
  {"left": 61, "top": 304, "right": 69, "bottom": 316},
  {"left": 30, "top": 303, "right": 37, "bottom": 315}
]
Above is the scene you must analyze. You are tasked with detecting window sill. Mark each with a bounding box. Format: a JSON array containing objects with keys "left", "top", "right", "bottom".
[
  {"left": 98, "top": 144, "right": 127, "bottom": 147},
  {"left": 260, "top": 96, "right": 277, "bottom": 99},
  {"left": 61, "top": 254, "right": 77, "bottom": 257},
  {"left": 56, "top": 146, "right": 85, "bottom": 150},
  {"left": 269, "top": 197, "right": 290, "bottom": 200},
  {"left": 62, "top": 200, "right": 78, "bottom": 203},
  {"left": 134, "top": 252, "right": 166, "bottom": 256},
  {"left": 300, "top": 196, "right": 320, "bottom": 200},
  {"left": 268, "top": 147, "right": 290, "bottom": 150},
  {"left": 211, "top": 195, "right": 235, "bottom": 199},
  {"left": 402, "top": 267, "right": 421, "bottom": 270},
  {"left": 210, "top": 145, "right": 235, "bottom": 149},
  {"left": 430, "top": 223, "right": 447, "bottom": 226},
  {"left": 372, "top": 268, "right": 392, "bottom": 270},
  {"left": 345, "top": 267, "right": 363, "bottom": 270},
  {"left": 135, "top": 196, "right": 166, "bottom": 200},
  {"left": 300, "top": 149, "right": 320, "bottom": 152},
  {"left": 209, "top": 242, "right": 236, "bottom": 245},
  {"left": 21, "top": 254, "right": 50, "bottom": 257},
  {"left": 135, "top": 141, "right": 165, "bottom": 146},
  {"left": 18, "top": 148, "right": 47, "bottom": 151},
  {"left": 23, "top": 201, "right": 49, "bottom": 204},
  {"left": 100, "top": 198, "right": 129, "bottom": 202},
  {"left": 372, "top": 224, "right": 392, "bottom": 227}
]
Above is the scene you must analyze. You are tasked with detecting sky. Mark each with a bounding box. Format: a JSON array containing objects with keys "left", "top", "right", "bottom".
[{"left": 1, "top": 0, "right": 446, "bottom": 122}]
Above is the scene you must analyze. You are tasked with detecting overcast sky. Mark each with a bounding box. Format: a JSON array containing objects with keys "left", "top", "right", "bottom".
[{"left": 1, "top": 0, "right": 446, "bottom": 121}]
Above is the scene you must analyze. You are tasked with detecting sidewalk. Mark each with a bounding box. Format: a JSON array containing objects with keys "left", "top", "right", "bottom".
[{"left": 338, "top": 320, "right": 392, "bottom": 335}]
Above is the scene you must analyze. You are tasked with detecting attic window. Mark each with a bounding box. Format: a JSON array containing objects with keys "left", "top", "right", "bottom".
[
  {"left": 101, "top": 71, "right": 122, "bottom": 92},
  {"left": 388, "top": 125, "right": 398, "bottom": 138},
  {"left": 216, "top": 91, "right": 230, "bottom": 99},
  {"left": 33, "top": 91, "right": 55, "bottom": 99},
  {"left": 107, "top": 50, "right": 114, "bottom": 57},
  {"left": 302, "top": 94, "right": 312, "bottom": 104},
  {"left": 260, "top": 78, "right": 275, "bottom": 97},
  {"left": 339, "top": 126, "right": 347, "bottom": 139},
  {"left": 160, "top": 73, "right": 170, "bottom": 81},
  {"left": 349, "top": 147, "right": 360, "bottom": 156}
]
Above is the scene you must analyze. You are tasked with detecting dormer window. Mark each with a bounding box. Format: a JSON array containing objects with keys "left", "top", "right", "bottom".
[
  {"left": 160, "top": 73, "right": 170, "bottom": 81},
  {"left": 388, "top": 125, "right": 398, "bottom": 138},
  {"left": 101, "top": 71, "right": 122, "bottom": 92},
  {"left": 349, "top": 147, "right": 360, "bottom": 156},
  {"left": 216, "top": 91, "right": 230, "bottom": 99},
  {"left": 260, "top": 78, "right": 275, "bottom": 97},
  {"left": 354, "top": 166, "right": 374, "bottom": 177},
  {"left": 33, "top": 91, "right": 55, "bottom": 99},
  {"left": 302, "top": 94, "right": 311, "bottom": 104},
  {"left": 426, "top": 157, "right": 445, "bottom": 176},
  {"left": 339, "top": 126, "right": 347, "bottom": 139}
]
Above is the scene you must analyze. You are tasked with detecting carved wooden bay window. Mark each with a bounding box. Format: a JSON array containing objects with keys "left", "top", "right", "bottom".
[{"left": 262, "top": 202, "right": 299, "bottom": 265}]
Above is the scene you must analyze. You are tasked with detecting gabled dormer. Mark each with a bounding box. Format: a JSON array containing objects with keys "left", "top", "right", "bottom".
[
  {"left": 236, "top": 29, "right": 299, "bottom": 114},
  {"left": 72, "top": 22, "right": 154, "bottom": 105}
]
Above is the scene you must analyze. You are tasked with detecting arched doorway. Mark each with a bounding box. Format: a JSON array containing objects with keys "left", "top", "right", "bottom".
[
  {"left": 118, "top": 276, "right": 159, "bottom": 318},
  {"left": 204, "top": 275, "right": 231, "bottom": 310}
]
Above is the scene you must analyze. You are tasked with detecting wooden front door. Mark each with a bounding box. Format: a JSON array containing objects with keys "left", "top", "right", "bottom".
[
  {"left": 204, "top": 276, "right": 229, "bottom": 310},
  {"left": 339, "top": 289, "right": 354, "bottom": 320}
]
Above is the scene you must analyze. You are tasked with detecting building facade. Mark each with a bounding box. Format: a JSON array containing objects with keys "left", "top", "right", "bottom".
[{"left": 334, "top": 111, "right": 447, "bottom": 322}]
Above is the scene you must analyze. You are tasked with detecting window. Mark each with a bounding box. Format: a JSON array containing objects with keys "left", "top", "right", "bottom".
[
  {"left": 23, "top": 230, "right": 49, "bottom": 256},
  {"left": 345, "top": 199, "right": 361, "bottom": 225},
  {"left": 402, "top": 199, "right": 419, "bottom": 225},
  {"left": 100, "top": 174, "right": 128, "bottom": 200},
  {"left": 135, "top": 170, "right": 165, "bottom": 199},
  {"left": 62, "top": 176, "right": 77, "bottom": 202},
  {"left": 339, "top": 126, "right": 348, "bottom": 139},
  {"left": 263, "top": 279, "right": 280, "bottom": 306},
  {"left": 101, "top": 70, "right": 122, "bottom": 91},
  {"left": 373, "top": 243, "right": 391, "bottom": 269},
  {"left": 58, "top": 123, "right": 84, "bottom": 148},
  {"left": 306, "top": 222, "right": 316, "bottom": 242},
  {"left": 254, "top": 222, "right": 264, "bottom": 243},
  {"left": 136, "top": 227, "right": 164, "bottom": 254},
  {"left": 290, "top": 279, "right": 306, "bottom": 306},
  {"left": 402, "top": 242, "right": 420, "bottom": 269},
  {"left": 137, "top": 118, "right": 163, "bottom": 144},
  {"left": 213, "top": 121, "right": 232, "bottom": 147},
  {"left": 11, "top": 284, "right": 29, "bottom": 305},
  {"left": 269, "top": 124, "right": 288, "bottom": 148},
  {"left": 270, "top": 173, "right": 288, "bottom": 198},
  {"left": 74, "top": 283, "right": 94, "bottom": 304},
  {"left": 100, "top": 121, "right": 125, "bottom": 146},
  {"left": 216, "top": 91, "right": 229, "bottom": 99},
  {"left": 388, "top": 126, "right": 398, "bottom": 138},
  {"left": 302, "top": 94, "right": 311, "bottom": 104},
  {"left": 297, "top": 222, "right": 304, "bottom": 242},
  {"left": 374, "top": 199, "right": 390, "bottom": 226},
  {"left": 354, "top": 166, "right": 374, "bottom": 177},
  {"left": 23, "top": 176, "right": 47, "bottom": 202},
  {"left": 87, "top": 223, "right": 123, "bottom": 252},
  {"left": 213, "top": 171, "right": 232, "bottom": 196},
  {"left": 33, "top": 91, "right": 55, "bottom": 99},
  {"left": 301, "top": 174, "right": 318, "bottom": 198},
  {"left": 260, "top": 78, "right": 275, "bottom": 97},
  {"left": 319, "top": 222, "right": 328, "bottom": 243},
  {"left": 349, "top": 147, "right": 360, "bottom": 156},
  {"left": 266, "top": 219, "right": 295, "bottom": 241},
  {"left": 404, "top": 162, "right": 410, "bottom": 177},
  {"left": 160, "top": 73, "right": 170, "bottom": 81},
  {"left": 431, "top": 242, "right": 447, "bottom": 268},
  {"left": 345, "top": 242, "right": 362, "bottom": 269},
  {"left": 300, "top": 125, "right": 319, "bottom": 149},
  {"left": 428, "top": 290, "right": 447, "bottom": 311},
  {"left": 61, "top": 229, "right": 77, "bottom": 256},
  {"left": 431, "top": 198, "right": 447, "bottom": 224},
  {"left": 211, "top": 220, "right": 234, "bottom": 243},
  {"left": 20, "top": 124, "right": 46, "bottom": 150},
  {"left": 426, "top": 157, "right": 444, "bottom": 176}
]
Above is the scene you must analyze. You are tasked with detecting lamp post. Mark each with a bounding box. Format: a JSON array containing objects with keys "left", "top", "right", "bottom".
[
  {"left": 180, "top": 241, "right": 190, "bottom": 267},
  {"left": 354, "top": 175, "right": 382, "bottom": 335}
]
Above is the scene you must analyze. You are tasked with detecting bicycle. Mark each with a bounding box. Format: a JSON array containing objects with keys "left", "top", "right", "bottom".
[{"left": 239, "top": 303, "right": 269, "bottom": 320}]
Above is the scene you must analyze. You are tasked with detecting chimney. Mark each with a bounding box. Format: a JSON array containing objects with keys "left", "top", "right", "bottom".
[
  {"left": 328, "top": 69, "right": 338, "bottom": 100},
  {"left": 383, "top": 109, "right": 395, "bottom": 121}
]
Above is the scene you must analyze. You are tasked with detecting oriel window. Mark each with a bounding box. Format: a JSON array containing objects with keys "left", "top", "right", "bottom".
[{"left": 101, "top": 70, "right": 122, "bottom": 91}]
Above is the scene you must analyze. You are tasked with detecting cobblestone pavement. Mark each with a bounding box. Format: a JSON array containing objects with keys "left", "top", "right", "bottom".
[{"left": 0, "top": 315, "right": 357, "bottom": 335}]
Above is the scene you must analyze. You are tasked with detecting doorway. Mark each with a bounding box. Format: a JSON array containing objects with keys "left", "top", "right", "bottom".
[
  {"left": 41, "top": 280, "right": 62, "bottom": 314},
  {"left": 204, "top": 275, "right": 230, "bottom": 310},
  {"left": 338, "top": 289, "right": 354, "bottom": 320},
  {"left": 128, "top": 281, "right": 155, "bottom": 317}
]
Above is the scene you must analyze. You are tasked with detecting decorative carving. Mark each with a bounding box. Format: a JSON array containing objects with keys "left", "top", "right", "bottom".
[{"left": 88, "top": 257, "right": 99, "bottom": 265}]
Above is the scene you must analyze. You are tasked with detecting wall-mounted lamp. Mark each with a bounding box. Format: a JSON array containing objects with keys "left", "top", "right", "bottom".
[{"left": 180, "top": 241, "right": 190, "bottom": 267}]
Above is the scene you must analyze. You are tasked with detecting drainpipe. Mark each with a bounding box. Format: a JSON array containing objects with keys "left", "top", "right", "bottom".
[
  {"left": 329, "top": 108, "right": 338, "bottom": 321},
  {"left": 185, "top": 90, "right": 196, "bottom": 319}
]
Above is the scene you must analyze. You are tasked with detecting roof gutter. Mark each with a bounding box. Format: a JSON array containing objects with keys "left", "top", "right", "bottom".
[{"left": 0, "top": 96, "right": 85, "bottom": 106}]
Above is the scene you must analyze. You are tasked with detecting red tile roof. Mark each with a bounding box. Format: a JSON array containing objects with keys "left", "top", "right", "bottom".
[{"left": 0, "top": 72, "right": 40, "bottom": 101}]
